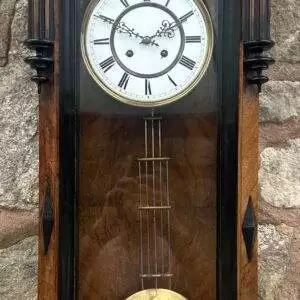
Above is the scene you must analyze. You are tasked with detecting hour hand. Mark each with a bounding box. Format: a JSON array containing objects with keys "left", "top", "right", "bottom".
[
  {"left": 95, "top": 14, "right": 115, "bottom": 25},
  {"left": 151, "top": 20, "right": 178, "bottom": 39}
]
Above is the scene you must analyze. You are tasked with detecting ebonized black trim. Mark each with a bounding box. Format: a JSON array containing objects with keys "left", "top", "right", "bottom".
[
  {"left": 242, "top": 197, "right": 257, "bottom": 261},
  {"left": 217, "top": 0, "right": 241, "bottom": 299},
  {"left": 242, "top": 0, "right": 275, "bottom": 91},
  {"left": 24, "top": 39, "right": 53, "bottom": 94},
  {"left": 58, "top": 0, "right": 77, "bottom": 299},
  {"left": 42, "top": 185, "right": 54, "bottom": 255},
  {"left": 244, "top": 40, "right": 275, "bottom": 92},
  {"left": 24, "top": 0, "right": 55, "bottom": 94}
]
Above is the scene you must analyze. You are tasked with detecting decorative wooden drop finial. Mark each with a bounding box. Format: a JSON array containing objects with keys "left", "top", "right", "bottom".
[
  {"left": 24, "top": 0, "right": 54, "bottom": 94},
  {"left": 243, "top": 0, "right": 275, "bottom": 92}
]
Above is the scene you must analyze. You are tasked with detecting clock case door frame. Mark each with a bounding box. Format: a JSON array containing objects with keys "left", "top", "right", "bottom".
[{"left": 37, "top": 0, "right": 259, "bottom": 299}]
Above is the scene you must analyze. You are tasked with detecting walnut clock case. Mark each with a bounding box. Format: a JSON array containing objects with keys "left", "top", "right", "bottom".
[{"left": 24, "top": 0, "right": 274, "bottom": 299}]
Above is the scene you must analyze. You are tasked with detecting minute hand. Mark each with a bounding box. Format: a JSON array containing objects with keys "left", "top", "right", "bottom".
[
  {"left": 95, "top": 15, "right": 143, "bottom": 38},
  {"left": 114, "top": 22, "right": 143, "bottom": 38},
  {"left": 95, "top": 15, "right": 159, "bottom": 46}
]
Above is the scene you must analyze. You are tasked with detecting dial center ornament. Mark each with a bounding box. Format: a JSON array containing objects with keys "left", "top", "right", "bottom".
[
  {"left": 110, "top": 2, "right": 185, "bottom": 78},
  {"left": 81, "top": 0, "right": 214, "bottom": 107}
]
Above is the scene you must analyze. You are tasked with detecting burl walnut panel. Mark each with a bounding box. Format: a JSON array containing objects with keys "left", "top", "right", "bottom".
[{"left": 78, "top": 113, "right": 217, "bottom": 299}]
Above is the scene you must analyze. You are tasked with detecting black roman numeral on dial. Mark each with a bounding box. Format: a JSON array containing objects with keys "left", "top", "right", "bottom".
[
  {"left": 93, "top": 38, "right": 109, "bottom": 45},
  {"left": 186, "top": 36, "right": 202, "bottom": 43},
  {"left": 179, "top": 11, "right": 194, "bottom": 23},
  {"left": 179, "top": 56, "right": 196, "bottom": 70},
  {"left": 100, "top": 56, "right": 115, "bottom": 72},
  {"left": 168, "top": 75, "right": 177, "bottom": 86},
  {"left": 118, "top": 72, "right": 130, "bottom": 89},
  {"left": 120, "top": 0, "right": 129, "bottom": 7},
  {"left": 145, "top": 79, "right": 152, "bottom": 95}
]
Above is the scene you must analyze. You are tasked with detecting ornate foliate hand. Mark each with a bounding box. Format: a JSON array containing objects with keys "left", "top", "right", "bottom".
[
  {"left": 151, "top": 20, "right": 179, "bottom": 39},
  {"left": 96, "top": 15, "right": 159, "bottom": 46},
  {"left": 115, "top": 21, "right": 143, "bottom": 38}
]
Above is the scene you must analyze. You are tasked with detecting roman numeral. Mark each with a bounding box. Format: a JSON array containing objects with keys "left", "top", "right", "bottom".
[
  {"left": 168, "top": 75, "right": 177, "bottom": 87},
  {"left": 120, "top": 0, "right": 129, "bottom": 7},
  {"left": 186, "top": 36, "right": 202, "bottom": 43},
  {"left": 179, "top": 11, "right": 194, "bottom": 23},
  {"left": 100, "top": 56, "right": 115, "bottom": 72},
  {"left": 179, "top": 56, "right": 196, "bottom": 70},
  {"left": 145, "top": 79, "right": 152, "bottom": 95},
  {"left": 118, "top": 72, "right": 130, "bottom": 89},
  {"left": 93, "top": 38, "right": 109, "bottom": 45}
]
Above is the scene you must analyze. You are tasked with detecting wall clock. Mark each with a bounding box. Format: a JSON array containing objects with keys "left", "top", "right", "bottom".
[
  {"left": 80, "top": 1, "right": 214, "bottom": 298},
  {"left": 81, "top": 0, "right": 213, "bottom": 107},
  {"left": 24, "top": 0, "right": 274, "bottom": 299}
]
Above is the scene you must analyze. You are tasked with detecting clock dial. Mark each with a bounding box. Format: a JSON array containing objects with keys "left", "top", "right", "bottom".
[{"left": 81, "top": 0, "right": 213, "bottom": 107}]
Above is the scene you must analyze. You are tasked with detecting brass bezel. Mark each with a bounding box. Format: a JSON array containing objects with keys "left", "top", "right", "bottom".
[{"left": 81, "top": 0, "right": 214, "bottom": 108}]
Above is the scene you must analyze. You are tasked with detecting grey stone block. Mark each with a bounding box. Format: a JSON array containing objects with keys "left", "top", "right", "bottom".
[
  {"left": 0, "top": 236, "right": 37, "bottom": 299},
  {"left": 259, "top": 139, "right": 300, "bottom": 208},
  {"left": 260, "top": 81, "right": 300, "bottom": 123}
]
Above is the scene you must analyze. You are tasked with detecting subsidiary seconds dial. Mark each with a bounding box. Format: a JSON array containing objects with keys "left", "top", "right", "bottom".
[{"left": 81, "top": 0, "right": 214, "bottom": 107}]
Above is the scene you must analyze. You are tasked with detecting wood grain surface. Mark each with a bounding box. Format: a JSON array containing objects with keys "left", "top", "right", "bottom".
[
  {"left": 237, "top": 44, "right": 259, "bottom": 300},
  {"left": 37, "top": 1, "right": 59, "bottom": 299},
  {"left": 78, "top": 113, "right": 217, "bottom": 299}
]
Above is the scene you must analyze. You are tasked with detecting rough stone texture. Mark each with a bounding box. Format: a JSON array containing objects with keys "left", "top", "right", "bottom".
[
  {"left": 0, "top": 209, "right": 38, "bottom": 249},
  {"left": 0, "top": 0, "right": 38, "bottom": 211},
  {"left": 259, "top": 200, "right": 300, "bottom": 228},
  {"left": 0, "top": 0, "right": 18, "bottom": 67},
  {"left": 0, "top": 236, "right": 38, "bottom": 299},
  {"left": 269, "top": 61, "right": 300, "bottom": 82},
  {"left": 270, "top": 0, "right": 300, "bottom": 63},
  {"left": 259, "top": 139, "right": 300, "bottom": 208},
  {"left": 269, "top": 0, "right": 300, "bottom": 81},
  {"left": 260, "top": 81, "right": 300, "bottom": 123},
  {"left": 258, "top": 1, "right": 300, "bottom": 298},
  {"left": 0, "top": 0, "right": 38, "bottom": 298},
  {"left": 258, "top": 224, "right": 296, "bottom": 300},
  {"left": 259, "top": 118, "right": 300, "bottom": 150}
]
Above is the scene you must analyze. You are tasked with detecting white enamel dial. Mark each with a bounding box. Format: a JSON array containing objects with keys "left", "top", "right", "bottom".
[{"left": 81, "top": 0, "right": 213, "bottom": 107}]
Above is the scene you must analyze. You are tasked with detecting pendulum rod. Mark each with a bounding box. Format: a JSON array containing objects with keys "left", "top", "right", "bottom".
[
  {"left": 138, "top": 161, "right": 144, "bottom": 289},
  {"left": 138, "top": 115, "right": 173, "bottom": 290},
  {"left": 145, "top": 119, "right": 150, "bottom": 278},
  {"left": 159, "top": 119, "right": 164, "bottom": 276},
  {"left": 166, "top": 159, "right": 172, "bottom": 290},
  {"left": 151, "top": 116, "right": 158, "bottom": 289}
]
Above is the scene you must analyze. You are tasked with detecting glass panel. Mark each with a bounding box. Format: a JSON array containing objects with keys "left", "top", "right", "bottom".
[{"left": 78, "top": 0, "right": 219, "bottom": 299}]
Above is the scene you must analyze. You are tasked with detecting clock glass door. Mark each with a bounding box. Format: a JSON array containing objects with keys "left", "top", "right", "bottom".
[{"left": 77, "top": 0, "right": 220, "bottom": 299}]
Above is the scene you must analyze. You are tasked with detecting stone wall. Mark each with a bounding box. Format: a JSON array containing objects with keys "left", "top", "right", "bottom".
[
  {"left": 0, "top": 0, "right": 299, "bottom": 299},
  {"left": 258, "top": 0, "right": 300, "bottom": 299},
  {"left": 0, "top": 0, "right": 38, "bottom": 298}
]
